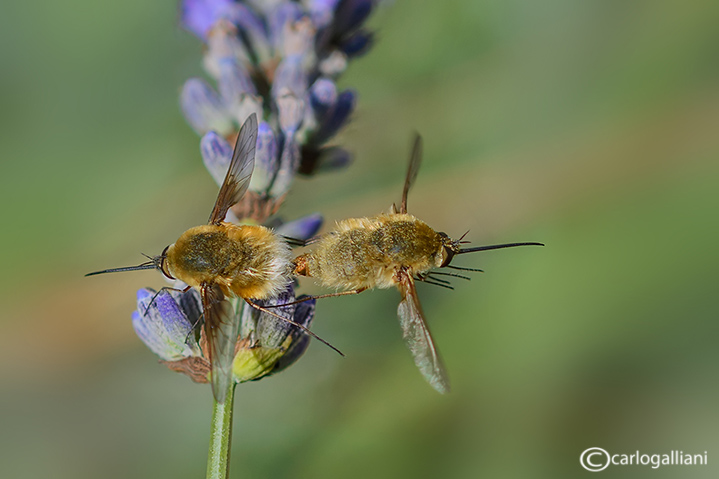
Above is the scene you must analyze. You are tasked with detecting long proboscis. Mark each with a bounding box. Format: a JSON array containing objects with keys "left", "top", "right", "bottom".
[
  {"left": 457, "top": 242, "right": 544, "bottom": 254},
  {"left": 85, "top": 262, "right": 156, "bottom": 276}
]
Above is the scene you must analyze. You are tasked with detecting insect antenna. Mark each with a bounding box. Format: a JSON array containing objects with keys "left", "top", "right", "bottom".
[
  {"left": 457, "top": 242, "right": 544, "bottom": 254},
  {"left": 446, "top": 265, "right": 484, "bottom": 272},
  {"left": 245, "top": 299, "right": 345, "bottom": 357}
]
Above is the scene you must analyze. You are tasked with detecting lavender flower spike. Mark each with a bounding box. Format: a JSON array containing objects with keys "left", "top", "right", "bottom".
[{"left": 177, "top": 0, "right": 378, "bottom": 222}]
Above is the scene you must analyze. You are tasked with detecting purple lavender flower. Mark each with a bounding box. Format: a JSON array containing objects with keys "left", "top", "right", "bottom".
[{"left": 132, "top": 288, "right": 203, "bottom": 362}]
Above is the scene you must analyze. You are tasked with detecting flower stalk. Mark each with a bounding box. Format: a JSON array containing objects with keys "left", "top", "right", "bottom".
[{"left": 207, "top": 382, "right": 236, "bottom": 479}]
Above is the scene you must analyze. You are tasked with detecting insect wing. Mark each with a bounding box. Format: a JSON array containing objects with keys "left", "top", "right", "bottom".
[
  {"left": 200, "top": 282, "right": 240, "bottom": 403},
  {"left": 400, "top": 133, "right": 422, "bottom": 214},
  {"left": 209, "top": 113, "right": 258, "bottom": 225},
  {"left": 396, "top": 271, "right": 450, "bottom": 393}
]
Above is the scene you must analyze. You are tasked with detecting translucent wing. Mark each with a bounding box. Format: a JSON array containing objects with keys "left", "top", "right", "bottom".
[
  {"left": 400, "top": 133, "right": 422, "bottom": 214},
  {"left": 208, "top": 113, "right": 258, "bottom": 225},
  {"left": 396, "top": 269, "right": 450, "bottom": 393},
  {"left": 200, "top": 282, "right": 240, "bottom": 403}
]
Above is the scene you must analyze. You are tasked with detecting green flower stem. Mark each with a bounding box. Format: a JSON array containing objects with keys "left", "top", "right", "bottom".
[{"left": 206, "top": 383, "right": 237, "bottom": 479}]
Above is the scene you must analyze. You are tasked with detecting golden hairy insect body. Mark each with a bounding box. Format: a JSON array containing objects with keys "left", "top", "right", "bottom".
[
  {"left": 287, "top": 134, "right": 541, "bottom": 394},
  {"left": 296, "top": 213, "right": 449, "bottom": 290},
  {"left": 165, "top": 222, "right": 291, "bottom": 300}
]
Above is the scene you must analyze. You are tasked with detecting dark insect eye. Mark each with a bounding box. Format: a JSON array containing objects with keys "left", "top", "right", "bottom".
[
  {"left": 160, "top": 245, "right": 175, "bottom": 280},
  {"left": 440, "top": 246, "right": 455, "bottom": 268}
]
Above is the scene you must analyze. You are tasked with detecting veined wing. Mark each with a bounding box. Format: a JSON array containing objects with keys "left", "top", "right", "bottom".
[
  {"left": 400, "top": 133, "right": 422, "bottom": 214},
  {"left": 209, "top": 113, "right": 258, "bottom": 225},
  {"left": 200, "top": 282, "right": 240, "bottom": 403},
  {"left": 396, "top": 269, "right": 450, "bottom": 393}
]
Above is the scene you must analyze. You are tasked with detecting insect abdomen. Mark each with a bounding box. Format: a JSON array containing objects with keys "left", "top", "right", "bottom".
[{"left": 225, "top": 224, "right": 291, "bottom": 299}]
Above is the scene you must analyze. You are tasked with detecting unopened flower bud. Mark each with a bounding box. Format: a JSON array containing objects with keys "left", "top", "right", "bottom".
[
  {"left": 200, "top": 131, "right": 233, "bottom": 187},
  {"left": 233, "top": 286, "right": 316, "bottom": 382}
]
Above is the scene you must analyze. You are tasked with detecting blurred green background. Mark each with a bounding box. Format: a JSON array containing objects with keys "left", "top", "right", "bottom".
[{"left": 1, "top": 0, "right": 718, "bottom": 478}]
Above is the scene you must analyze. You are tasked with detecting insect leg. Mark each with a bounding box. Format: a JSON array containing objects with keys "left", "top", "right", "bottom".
[
  {"left": 420, "top": 281, "right": 455, "bottom": 290},
  {"left": 144, "top": 285, "right": 192, "bottom": 315},
  {"left": 244, "top": 299, "right": 345, "bottom": 357},
  {"left": 446, "top": 265, "right": 484, "bottom": 272},
  {"left": 281, "top": 236, "right": 308, "bottom": 247},
  {"left": 281, "top": 235, "right": 323, "bottom": 247},
  {"left": 420, "top": 274, "right": 451, "bottom": 285},
  {"left": 184, "top": 310, "right": 204, "bottom": 345},
  {"left": 415, "top": 274, "right": 455, "bottom": 290},
  {"left": 263, "top": 288, "right": 368, "bottom": 309},
  {"left": 428, "top": 271, "right": 472, "bottom": 281}
]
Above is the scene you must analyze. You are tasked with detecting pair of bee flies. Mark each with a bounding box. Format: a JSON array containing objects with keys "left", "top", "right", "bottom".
[{"left": 88, "top": 113, "right": 542, "bottom": 400}]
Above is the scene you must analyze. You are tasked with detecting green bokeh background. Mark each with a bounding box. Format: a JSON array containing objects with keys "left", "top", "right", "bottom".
[{"left": 1, "top": 1, "right": 717, "bottom": 478}]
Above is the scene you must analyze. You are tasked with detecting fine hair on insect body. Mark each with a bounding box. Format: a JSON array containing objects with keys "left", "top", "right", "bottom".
[
  {"left": 292, "top": 134, "right": 544, "bottom": 393},
  {"left": 86, "top": 114, "right": 340, "bottom": 402}
]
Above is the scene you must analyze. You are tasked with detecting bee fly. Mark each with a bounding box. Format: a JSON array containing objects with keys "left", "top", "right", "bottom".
[
  {"left": 292, "top": 134, "right": 543, "bottom": 393},
  {"left": 87, "top": 114, "right": 336, "bottom": 402}
]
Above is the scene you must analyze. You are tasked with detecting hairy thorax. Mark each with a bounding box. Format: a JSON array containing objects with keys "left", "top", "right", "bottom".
[
  {"left": 301, "top": 213, "right": 444, "bottom": 290},
  {"left": 165, "top": 223, "right": 290, "bottom": 299}
]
